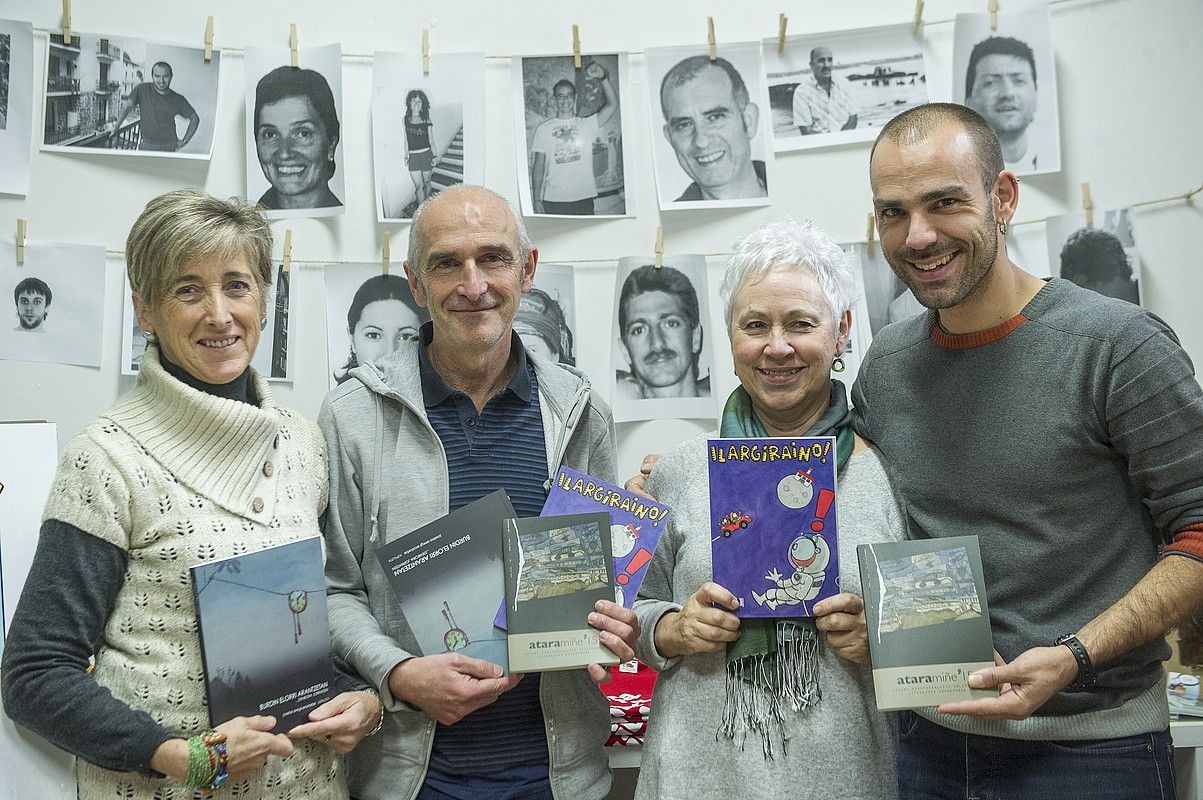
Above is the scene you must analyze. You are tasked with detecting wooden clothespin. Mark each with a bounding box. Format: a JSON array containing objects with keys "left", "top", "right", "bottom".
[
  {"left": 422, "top": 29, "right": 430, "bottom": 76},
  {"left": 913, "top": 0, "right": 925, "bottom": 37},
  {"left": 707, "top": 17, "right": 717, "bottom": 62},
  {"left": 61, "top": 0, "right": 72, "bottom": 46},
  {"left": 988, "top": 0, "right": 999, "bottom": 31},
  {"left": 282, "top": 229, "right": 293, "bottom": 273},
  {"left": 777, "top": 14, "right": 788, "bottom": 55},
  {"left": 866, "top": 213, "right": 876, "bottom": 254},
  {"left": 654, "top": 226, "right": 664, "bottom": 269},
  {"left": 382, "top": 232, "right": 391, "bottom": 276},
  {"left": 1081, "top": 183, "right": 1094, "bottom": 228},
  {"left": 289, "top": 23, "right": 299, "bottom": 68},
  {"left": 572, "top": 25, "right": 582, "bottom": 69},
  {"left": 16, "top": 219, "right": 27, "bottom": 265},
  {"left": 204, "top": 17, "right": 215, "bottom": 62}
]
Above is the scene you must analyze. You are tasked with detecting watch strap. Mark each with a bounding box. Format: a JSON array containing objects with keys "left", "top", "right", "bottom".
[{"left": 1055, "top": 633, "right": 1097, "bottom": 689}]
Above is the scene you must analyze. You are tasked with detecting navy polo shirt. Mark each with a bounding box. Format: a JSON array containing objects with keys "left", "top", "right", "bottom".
[{"left": 417, "top": 324, "right": 553, "bottom": 799}]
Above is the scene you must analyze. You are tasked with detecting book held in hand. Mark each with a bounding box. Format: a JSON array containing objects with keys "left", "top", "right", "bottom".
[
  {"left": 375, "top": 489, "right": 513, "bottom": 672},
  {"left": 503, "top": 511, "right": 620, "bottom": 672},
  {"left": 857, "top": 535, "right": 996, "bottom": 711},
  {"left": 707, "top": 436, "right": 839, "bottom": 617},
  {"left": 190, "top": 537, "right": 333, "bottom": 733}
]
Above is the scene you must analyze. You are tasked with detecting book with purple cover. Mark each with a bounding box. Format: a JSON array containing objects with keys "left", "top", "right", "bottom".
[
  {"left": 707, "top": 436, "right": 839, "bottom": 618},
  {"left": 494, "top": 466, "right": 671, "bottom": 629}
]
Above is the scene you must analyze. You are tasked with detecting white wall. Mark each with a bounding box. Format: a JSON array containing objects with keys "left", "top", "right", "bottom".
[{"left": 1, "top": 0, "right": 1201, "bottom": 485}]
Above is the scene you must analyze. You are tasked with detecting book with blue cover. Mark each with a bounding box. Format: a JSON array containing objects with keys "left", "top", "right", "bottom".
[{"left": 707, "top": 436, "right": 839, "bottom": 618}]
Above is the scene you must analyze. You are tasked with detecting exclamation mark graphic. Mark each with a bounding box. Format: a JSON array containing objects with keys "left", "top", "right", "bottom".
[
  {"left": 617, "top": 548, "right": 653, "bottom": 584},
  {"left": 810, "top": 489, "right": 835, "bottom": 532}
]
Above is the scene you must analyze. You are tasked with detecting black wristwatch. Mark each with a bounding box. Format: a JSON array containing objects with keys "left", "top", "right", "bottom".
[{"left": 1055, "top": 633, "right": 1097, "bottom": 690}]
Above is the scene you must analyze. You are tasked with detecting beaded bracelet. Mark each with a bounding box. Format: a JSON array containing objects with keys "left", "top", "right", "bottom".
[
  {"left": 184, "top": 734, "right": 213, "bottom": 787},
  {"left": 201, "top": 730, "right": 229, "bottom": 793}
]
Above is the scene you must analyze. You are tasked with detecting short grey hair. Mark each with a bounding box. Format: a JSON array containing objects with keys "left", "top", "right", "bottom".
[
  {"left": 125, "top": 189, "right": 273, "bottom": 308},
  {"left": 407, "top": 185, "right": 533, "bottom": 270},
  {"left": 720, "top": 219, "right": 860, "bottom": 332}
]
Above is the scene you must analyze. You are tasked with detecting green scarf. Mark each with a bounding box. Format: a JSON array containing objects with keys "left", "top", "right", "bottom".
[{"left": 717, "top": 380, "right": 855, "bottom": 757}]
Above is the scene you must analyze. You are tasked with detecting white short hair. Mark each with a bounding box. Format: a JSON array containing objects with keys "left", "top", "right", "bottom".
[
  {"left": 407, "top": 185, "right": 533, "bottom": 269},
  {"left": 719, "top": 218, "right": 860, "bottom": 331}
]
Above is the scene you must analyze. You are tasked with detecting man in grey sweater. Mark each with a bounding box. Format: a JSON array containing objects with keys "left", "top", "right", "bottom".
[{"left": 854, "top": 102, "right": 1203, "bottom": 797}]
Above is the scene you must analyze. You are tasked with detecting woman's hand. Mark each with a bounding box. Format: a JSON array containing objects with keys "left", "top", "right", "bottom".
[
  {"left": 217, "top": 715, "right": 295, "bottom": 783},
  {"left": 653, "top": 582, "right": 741, "bottom": 659},
  {"left": 814, "top": 592, "right": 870, "bottom": 665},
  {"left": 287, "top": 690, "right": 383, "bottom": 753}
]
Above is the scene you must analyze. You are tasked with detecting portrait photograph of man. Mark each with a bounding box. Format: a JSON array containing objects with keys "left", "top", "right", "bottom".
[
  {"left": 953, "top": 5, "right": 1061, "bottom": 176},
  {"left": 0, "top": 243, "right": 105, "bottom": 368},
  {"left": 644, "top": 43, "right": 772, "bottom": 211},
  {"left": 764, "top": 24, "right": 932, "bottom": 152},
  {"left": 41, "top": 34, "right": 219, "bottom": 159},
  {"left": 513, "top": 53, "right": 632, "bottom": 218},
  {"left": 1046, "top": 208, "right": 1142, "bottom": 306},
  {"left": 611, "top": 255, "right": 715, "bottom": 423},
  {"left": 373, "top": 52, "right": 484, "bottom": 223}
]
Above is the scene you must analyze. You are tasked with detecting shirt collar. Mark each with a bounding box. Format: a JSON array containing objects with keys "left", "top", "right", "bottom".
[{"left": 417, "top": 321, "right": 534, "bottom": 408}]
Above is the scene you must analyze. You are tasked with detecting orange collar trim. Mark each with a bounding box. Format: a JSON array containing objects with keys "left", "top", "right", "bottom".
[{"left": 931, "top": 313, "right": 1028, "bottom": 350}]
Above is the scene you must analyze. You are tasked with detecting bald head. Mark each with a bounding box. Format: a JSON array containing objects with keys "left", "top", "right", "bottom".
[
  {"left": 407, "top": 185, "right": 533, "bottom": 270},
  {"left": 871, "top": 102, "right": 1004, "bottom": 192}
]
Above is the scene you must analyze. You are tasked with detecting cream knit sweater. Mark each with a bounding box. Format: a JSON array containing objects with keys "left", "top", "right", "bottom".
[{"left": 43, "top": 349, "right": 346, "bottom": 800}]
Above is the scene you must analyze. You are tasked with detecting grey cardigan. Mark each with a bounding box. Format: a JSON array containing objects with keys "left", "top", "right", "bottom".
[{"left": 319, "top": 340, "right": 617, "bottom": 800}]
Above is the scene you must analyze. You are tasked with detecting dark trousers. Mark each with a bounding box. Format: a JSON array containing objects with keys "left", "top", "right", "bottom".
[
  {"left": 898, "top": 710, "right": 1177, "bottom": 799},
  {"left": 542, "top": 198, "right": 595, "bottom": 215}
]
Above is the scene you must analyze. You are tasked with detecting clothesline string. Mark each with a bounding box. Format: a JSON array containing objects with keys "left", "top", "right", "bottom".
[{"left": 93, "top": 182, "right": 1201, "bottom": 266}]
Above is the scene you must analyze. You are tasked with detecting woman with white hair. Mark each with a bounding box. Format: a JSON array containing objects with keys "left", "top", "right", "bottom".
[{"left": 631, "top": 220, "right": 902, "bottom": 799}]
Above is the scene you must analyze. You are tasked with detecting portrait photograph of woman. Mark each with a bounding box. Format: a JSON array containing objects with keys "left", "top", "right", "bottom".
[
  {"left": 323, "top": 265, "right": 430, "bottom": 389},
  {"left": 244, "top": 43, "right": 345, "bottom": 219}
]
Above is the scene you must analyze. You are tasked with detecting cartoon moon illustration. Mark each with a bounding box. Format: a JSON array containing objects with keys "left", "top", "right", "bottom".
[
  {"left": 611, "top": 523, "right": 638, "bottom": 559},
  {"left": 776, "top": 471, "right": 815, "bottom": 509}
]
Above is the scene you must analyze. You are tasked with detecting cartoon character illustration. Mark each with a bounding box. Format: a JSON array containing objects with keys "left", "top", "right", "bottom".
[
  {"left": 752, "top": 532, "right": 831, "bottom": 612},
  {"left": 776, "top": 469, "right": 815, "bottom": 510},
  {"left": 718, "top": 511, "right": 752, "bottom": 537},
  {"left": 611, "top": 522, "right": 639, "bottom": 559}
]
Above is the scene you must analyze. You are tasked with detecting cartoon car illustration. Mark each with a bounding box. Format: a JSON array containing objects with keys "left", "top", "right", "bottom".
[{"left": 719, "top": 511, "right": 752, "bottom": 537}]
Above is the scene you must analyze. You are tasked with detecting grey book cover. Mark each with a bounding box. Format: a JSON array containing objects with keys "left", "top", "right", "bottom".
[
  {"left": 503, "top": 511, "right": 619, "bottom": 672},
  {"left": 375, "top": 489, "right": 513, "bottom": 672},
  {"left": 857, "top": 535, "right": 995, "bottom": 711}
]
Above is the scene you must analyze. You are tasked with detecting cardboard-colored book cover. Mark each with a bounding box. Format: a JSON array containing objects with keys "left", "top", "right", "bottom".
[
  {"left": 707, "top": 436, "right": 839, "bottom": 617},
  {"left": 191, "top": 537, "right": 334, "bottom": 733},
  {"left": 857, "top": 535, "right": 996, "bottom": 711},
  {"left": 503, "top": 511, "right": 619, "bottom": 672},
  {"left": 375, "top": 489, "right": 512, "bottom": 672}
]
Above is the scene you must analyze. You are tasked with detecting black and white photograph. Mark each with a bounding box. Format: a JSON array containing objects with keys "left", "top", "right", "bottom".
[
  {"left": 512, "top": 53, "right": 633, "bottom": 218},
  {"left": 324, "top": 264, "right": 430, "bottom": 389},
  {"left": 611, "top": 254, "right": 715, "bottom": 423},
  {"left": 244, "top": 43, "right": 344, "bottom": 219},
  {"left": 41, "top": 32, "right": 219, "bottom": 159},
  {"left": 121, "top": 263, "right": 295, "bottom": 379},
  {"left": 0, "top": 241, "right": 106, "bottom": 367},
  {"left": 644, "top": 42, "right": 773, "bottom": 211},
  {"left": 853, "top": 241, "right": 925, "bottom": 338},
  {"left": 953, "top": 6, "right": 1060, "bottom": 177},
  {"left": 373, "top": 52, "right": 484, "bottom": 222},
  {"left": 517, "top": 263, "right": 576, "bottom": 366},
  {"left": 1045, "top": 208, "right": 1142, "bottom": 306},
  {"left": 764, "top": 24, "right": 932, "bottom": 152},
  {"left": 0, "top": 19, "right": 32, "bottom": 195}
]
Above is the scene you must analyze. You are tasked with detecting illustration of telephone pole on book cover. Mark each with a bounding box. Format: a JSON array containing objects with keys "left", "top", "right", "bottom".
[
  {"left": 857, "top": 535, "right": 994, "bottom": 710},
  {"left": 708, "top": 437, "right": 838, "bottom": 618},
  {"left": 190, "top": 537, "right": 333, "bottom": 733}
]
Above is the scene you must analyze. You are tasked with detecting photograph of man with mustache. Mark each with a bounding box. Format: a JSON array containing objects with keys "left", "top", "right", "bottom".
[{"left": 615, "top": 264, "right": 710, "bottom": 400}]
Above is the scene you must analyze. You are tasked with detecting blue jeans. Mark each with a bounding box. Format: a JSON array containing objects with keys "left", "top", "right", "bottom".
[{"left": 898, "top": 711, "right": 1177, "bottom": 799}]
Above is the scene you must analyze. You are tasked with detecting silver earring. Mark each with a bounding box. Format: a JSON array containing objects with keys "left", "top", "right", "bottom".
[
  {"left": 142, "top": 330, "right": 157, "bottom": 343},
  {"left": 260, "top": 318, "right": 268, "bottom": 331},
  {"left": 998, "top": 219, "right": 1010, "bottom": 236}
]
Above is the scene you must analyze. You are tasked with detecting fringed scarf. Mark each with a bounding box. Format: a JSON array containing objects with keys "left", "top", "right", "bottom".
[{"left": 717, "top": 380, "right": 855, "bottom": 758}]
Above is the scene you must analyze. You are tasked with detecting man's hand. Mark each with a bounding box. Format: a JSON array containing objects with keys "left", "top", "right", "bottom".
[
  {"left": 286, "top": 690, "right": 383, "bottom": 753},
  {"left": 586, "top": 599, "right": 640, "bottom": 683},
  {"left": 584, "top": 62, "right": 606, "bottom": 81},
  {"left": 653, "top": 582, "right": 741, "bottom": 659},
  {"left": 623, "top": 453, "right": 660, "bottom": 500},
  {"left": 387, "top": 653, "right": 521, "bottom": 725},
  {"left": 937, "top": 645, "right": 1079, "bottom": 720},
  {"left": 814, "top": 592, "right": 869, "bottom": 664}
]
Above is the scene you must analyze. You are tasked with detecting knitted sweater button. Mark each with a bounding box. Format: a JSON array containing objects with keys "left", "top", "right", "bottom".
[
  {"left": 252, "top": 497, "right": 265, "bottom": 513},
  {"left": 263, "top": 461, "right": 273, "bottom": 477}
]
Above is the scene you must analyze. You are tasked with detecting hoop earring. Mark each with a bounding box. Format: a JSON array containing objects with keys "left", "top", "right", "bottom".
[
  {"left": 998, "top": 219, "right": 1010, "bottom": 236},
  {"left": 832, "top": 356, "right": 846, "bottom": 373},
  {"left": 142, "top": 330, "right": 157, "bottom": 344},
  {"left": 260, "top": 318, "right": 268, "bottom": 331}
]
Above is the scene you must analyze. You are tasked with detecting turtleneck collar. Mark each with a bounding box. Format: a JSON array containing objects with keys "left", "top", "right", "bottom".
[{"left": 155, "top": 344, "right": 258, "bottom": 406}]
